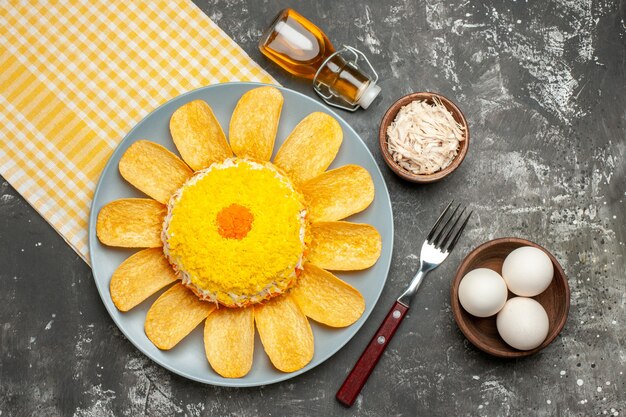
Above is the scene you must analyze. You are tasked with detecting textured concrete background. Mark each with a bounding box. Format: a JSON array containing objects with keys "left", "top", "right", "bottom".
[{"left": 1, "top": 0, "right": 624, "bottom": 416}]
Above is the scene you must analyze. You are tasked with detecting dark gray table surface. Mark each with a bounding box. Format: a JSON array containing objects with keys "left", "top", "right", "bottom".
[{"left": 1, "top": 1, "right": 624, "bottom": 416}]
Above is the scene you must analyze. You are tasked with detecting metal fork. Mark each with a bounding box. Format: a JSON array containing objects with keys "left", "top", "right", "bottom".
[{"left": 336, "top": 201, "right": 472, "bottom": 407}]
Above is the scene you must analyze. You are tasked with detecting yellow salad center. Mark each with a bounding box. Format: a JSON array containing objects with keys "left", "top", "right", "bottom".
[{"left": 162, "top": 159, "right": 307, "bottom": 307}]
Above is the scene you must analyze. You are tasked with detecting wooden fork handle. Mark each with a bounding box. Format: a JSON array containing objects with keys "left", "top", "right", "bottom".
[{"left": 336, "top": 301, "right": 409, "bottom": 407}]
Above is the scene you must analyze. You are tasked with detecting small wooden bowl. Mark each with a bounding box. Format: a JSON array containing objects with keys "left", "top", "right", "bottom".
[
  {"left": 450, "top": 237, "right": 570, "bottom": 358},
  {"left": 378, "top": 92, "right": 469, "bottom": 183}
]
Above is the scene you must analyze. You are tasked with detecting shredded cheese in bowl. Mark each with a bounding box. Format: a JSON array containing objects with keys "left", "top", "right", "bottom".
[{"left": 386, "top": 98, "right": 465, "bottom": 175}]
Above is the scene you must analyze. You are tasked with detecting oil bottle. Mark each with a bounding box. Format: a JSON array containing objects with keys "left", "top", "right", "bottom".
[{"left": 259, "top": 8, "right": 381, "bottom": 111}]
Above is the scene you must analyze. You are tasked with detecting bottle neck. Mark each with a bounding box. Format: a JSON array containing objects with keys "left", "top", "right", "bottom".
[{"left": 316, "top": 54, "right": 372, "bottom": 105}]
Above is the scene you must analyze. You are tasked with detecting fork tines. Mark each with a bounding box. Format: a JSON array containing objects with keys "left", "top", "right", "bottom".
[{"left": 426, "top": 201, "right": 472, "bottom": 253}]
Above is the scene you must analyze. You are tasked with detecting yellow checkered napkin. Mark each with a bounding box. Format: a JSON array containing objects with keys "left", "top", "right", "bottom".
[{"left": 0, "top": 0, "right": 275, "bottom": 264}]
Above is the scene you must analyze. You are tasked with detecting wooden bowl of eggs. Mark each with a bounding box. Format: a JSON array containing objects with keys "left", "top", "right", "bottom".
[{"left": 450, "top": 237, "right": 570, "bottom": 358}]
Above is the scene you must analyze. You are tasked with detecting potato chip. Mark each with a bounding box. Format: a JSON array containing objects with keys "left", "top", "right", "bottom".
[
  {"left": 110, "top": 248, "right": 178, "bottom": 311},
  {"left": 308, "top": 221, "right": 382, "bottom": 270},
  {"left": 170, "top": 100, "right": 232, "bottom": 171},
  {"left": 119, "top": 140, "right": 193, "bottom": 204},
  {"left": 145, "top": 283, "right": 215, "bottom": 350},
  {"left": 204, "top": 307, "right": 254, "bottom": 378},
  {"left": 254, "top": 295, "right": 313, "bottom": 372},
  {"left": 273, "top": 112, "right": 342, "bottom": 184},
  {"left": 301, "top": 165, "right": 374, "bottom": 222},
  {"left": 291, "top": 263, "right": 365, "bottom": 327},
  {"left": 229, "top": 86, "right": 283, "bottom": 161},
  {"left": 96, "top": 198, "right": 166, "bottom": 247}
]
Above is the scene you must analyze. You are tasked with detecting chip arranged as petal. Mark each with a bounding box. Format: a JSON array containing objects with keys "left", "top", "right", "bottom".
[
  {"left": 145, "top": 283, "right": 215, "bottom": 350},
  {"left": 254, "top": 295, "right": 314, "bottom": 373},
  {"left": 204, "top": 307, "right": 254, "bottom": 378},
  {"left": 170, "top": 100, "right": 232, "bottom": 171},
  {"left": 308, "top": 221, "right": 382, "bottom": 270},
  {"left": 291, "top": 263, "right": 365, "bottom": 327},
  {"left": 273, "top": 112, "right": 343, "bottom": 184},
  {"left": 301, "top": 165, "right": 374, "bottom": 222},
  {"left": 96, "top": 198, "right": 166, "bottom": 247},
  {"left": 119, "top": 140, "right": 193, "bottom": 204},
  {"left": 110, "top": 248, "right": 178, "bottom": 312},
  {"left": 229, "top": 86, "right": 283, "bottom": 161}
]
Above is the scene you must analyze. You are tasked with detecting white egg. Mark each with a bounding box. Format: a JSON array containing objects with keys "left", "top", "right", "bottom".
[
  {"left": 496, "top": 297, "right": 549, "bottom": 350},
  {"left": 502, "top": 246, "right": 554, "bottom": 297},
  {"left": 458, "top": 268, "right": 508, "bottom": 317}
]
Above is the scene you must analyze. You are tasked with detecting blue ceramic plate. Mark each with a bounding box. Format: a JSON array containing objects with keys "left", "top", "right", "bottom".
[{"left": 88, "top": 82, "right": 393, "bottom": 387}]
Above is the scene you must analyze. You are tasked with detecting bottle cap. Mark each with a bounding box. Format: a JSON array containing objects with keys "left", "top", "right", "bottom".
[{"left": 357, "top": 82, "right": 381, "bottom": 109}]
